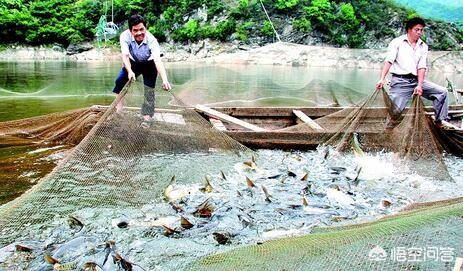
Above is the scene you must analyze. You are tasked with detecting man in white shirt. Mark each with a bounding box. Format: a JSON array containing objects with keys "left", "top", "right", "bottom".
[
  {"left": 376, "top": 17, "right": 449, "bottom": 128},
  {"left": 112, "top": 14, "right": 172, "bottom": 126}
]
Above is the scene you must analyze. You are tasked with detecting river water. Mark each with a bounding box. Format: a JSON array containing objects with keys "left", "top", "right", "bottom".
[{"left": 1, "top": 61, "right": 461, "bottom": 121}]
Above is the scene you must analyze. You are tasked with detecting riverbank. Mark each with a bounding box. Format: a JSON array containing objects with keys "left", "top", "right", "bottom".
[{"left": 1, "top": 41, "right": 462, "bottom": 73}]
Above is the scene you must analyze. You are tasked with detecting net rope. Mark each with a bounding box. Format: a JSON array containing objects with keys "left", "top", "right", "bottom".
[
  {"left": 282, "top": 88, "right": 452, "bottom": 180},
  {"left": 0, "top": 83, "right": 461, "bottom": 270},
  {"left": 186, "top": 197, "right": 463, "bottom": 271},
  {"left": 0, "top": 81, "right": 254, "bottom": 269}
]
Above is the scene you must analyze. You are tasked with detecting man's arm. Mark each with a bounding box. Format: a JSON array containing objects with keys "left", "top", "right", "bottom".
[
  {"left": 414, "top": 44, "right": 428, "bottom": 96},
  {"left": 414, "top": 68, "right": 426, "bottom": 96},
  {"left": 376, "top": 61, "right": 392, "bottom": 90},
  {"left": 122, "top": 53, "right": 136, "bottom": 81},
  {"left": 154, "top": 60, "right": 172, "bottom": 90},
  {"left": 119, "top": 31, "right": 135, "bottom": 82}
]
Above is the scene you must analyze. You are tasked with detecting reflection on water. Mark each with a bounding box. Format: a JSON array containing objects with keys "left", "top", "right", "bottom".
[{"left": 1, "top": 61, "right": 460, "bottom": 122}]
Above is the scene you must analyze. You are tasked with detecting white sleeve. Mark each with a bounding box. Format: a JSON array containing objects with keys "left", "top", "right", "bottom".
[
  {"left": 120, "top": 31, "right": 130, "bottom": 56},
  {"left": 148, "top": 35, "right": 162, "bottom": 62},
  {"left": 417, "top": 45, "right": 428, "bottom": 70},
  {"left": 385, "top": 38, "right": 398, "bottom": 64}
]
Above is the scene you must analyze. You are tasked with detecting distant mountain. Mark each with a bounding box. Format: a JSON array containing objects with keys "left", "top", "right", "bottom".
[{"left": 394, "top": 0, "right": 463, "bottom": 24}]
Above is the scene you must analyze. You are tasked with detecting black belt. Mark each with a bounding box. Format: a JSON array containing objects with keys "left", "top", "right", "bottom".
[{"left": 392, "top": 73, "right": 417, "bottom": 79}]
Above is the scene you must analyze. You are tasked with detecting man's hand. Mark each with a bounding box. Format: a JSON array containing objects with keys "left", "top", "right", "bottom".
[
  {"left": 162, "top": 81, "right": 172, "bottom": 91},
  {"left": 375, "top": 79, "right": 385, "bottom": 90},
  {"left": 127, "top": 71, "right": 136, "bottom": 82},
  {"left": 413, "top": 85, "right": 423, "bottom": 96}
]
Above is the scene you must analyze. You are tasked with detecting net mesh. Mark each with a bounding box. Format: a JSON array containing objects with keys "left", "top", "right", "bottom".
[
  {"left": 186, "top": 197, "right": 463, "bottom": 271},
  {"left": 0, "top": 83, "right": 461, "bottom": 270},
  {"left": 0, "top": 81, "right": 254, "bottom": 269},
  {"left": 281, "top": 88, "right": 452, "bottom": 180},
  {"left": 0, "top": 107, "right": 103, "bottom": 146}
]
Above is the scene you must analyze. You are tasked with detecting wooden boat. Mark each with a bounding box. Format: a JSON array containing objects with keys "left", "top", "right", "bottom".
[
  {"left": 2, "top": 103, "right": 462, "bottom": 153},
  {"left": 194, "top": 104, "right": 463, "bottom": 154}
]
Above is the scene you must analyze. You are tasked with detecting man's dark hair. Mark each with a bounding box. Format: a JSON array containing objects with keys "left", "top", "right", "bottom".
[
  {"left": 128, "top": 14, "right": 146, "bottom": 30},
  {"left": 405, "top": 17, "right": 425, "bottom": 30}
]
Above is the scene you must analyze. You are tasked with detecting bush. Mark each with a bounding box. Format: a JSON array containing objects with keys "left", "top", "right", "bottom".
[
  {"left": 293, "top": 18, "right": 312, "bottom": 32},
  {"left": 261, "top": 21, "right": 274, "bottom": 37},
  {"left": 172, "top": 19, "right": 199, "bottom": 43},
  {"left": 235, "top": 21, "right": 254, "bottom": 41},
  {"left": 275, "top": 0, "right": 299, "bottom": 11}
]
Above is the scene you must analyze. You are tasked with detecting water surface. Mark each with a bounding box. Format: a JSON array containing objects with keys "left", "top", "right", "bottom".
[{"left": 2, "top": 61, "right": 460, "bottom": 122}]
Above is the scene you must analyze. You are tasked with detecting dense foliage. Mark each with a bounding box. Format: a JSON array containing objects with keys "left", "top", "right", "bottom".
[{"left": 1, "top": 0, "right": 462, "bottom": 50}]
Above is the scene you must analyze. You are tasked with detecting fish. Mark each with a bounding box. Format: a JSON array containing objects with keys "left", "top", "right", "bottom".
[
  {"left": 193, "top": 198, "right": 214, "bottom": 218},
  {"left": 237, "top": 213, "right": 252, "bottom": 228},
  {"left": 113, "top": 253, "right": 133, "bottom": 271},
  {"left": 44, "top": 253, "right": 60, "bottom": 264},
  {"left": 287, "top": 170, "right": 297, "bottom": 177},
  {"left": 83, "top": 261, "right": 104, "bottom": 271},
  {"left": 213, "top": 232, "right": 231, "bottom": 245},
  {"left": 102, "top": 240, "right": 116, "bottom": 266},
  {"left": 199, "top": 176, "right": 213, "bottom": 193},
  {"left": 267, "top": 173, "right": 282, "bottom": 179},
  {"left": 346, "top": 166, "right": 362, "bottom": 185},
  {"left": 243, "top": 157, "right": 257, "bottom": 170},
  {"left": 330, "top": 166, "right": 347, "bottom": 174},
  {"left": 15, "top": 244, "right": 33, "bottom": 252},
  {"left": 320, "top": 146, "right": 330, "bottom": 160},
  {"left": 164, "top": 175, "right": 190, "bottom": 202},
  {"left": 351, "top": 132, "right": 365, "bottom": 156},
  {"left": 220, "top": 170, "right": 227, "bottom": 180},
  {"left": 300, "top": 172, "right": 309, "bottom": 181},
  {"left": 261, "top": 185, "right": 272, "bottom": 203},
  {"left": 353, "top": 167, "right": 362, "bottom": 185},
  {"left": 169, "top": 202, "right": 184, "bottom": 213},
  {"left": 53, "top": 262, "right": 77, "bottom": 271},
  {"left": 180, "top": 216, "right": 194, "bottom": 229},
  {"left": 382, "top": 199, "right": 392, "bottom": 208},
  {"left": 67, "top": 216, "right": 83, "bottom": 231},
  {"left": 162, "top": 225, "right": 181, "bottom": 237},
  {"left": 326, "top": 188, "right": 355, "bottom": 208},
  {"left": 246, "top": 176, "right": 256, "bottom": 188},
  {"left": 301, "top": 183, "right": 312, "bottom": 195},
  {"left": 302, "top": 200, "right": 334, "bottom": 215}
]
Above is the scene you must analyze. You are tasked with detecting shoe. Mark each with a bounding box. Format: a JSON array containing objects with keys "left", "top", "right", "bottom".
[
  {"left": 435, "top": 121, "right": 456, "bottom": 130},
  {"left": 143, "top": 115, "right": 152, "bottom": 122},
  {"left": 435, "top": 121, "right": 444, "bottom": 129},
  {"left": 141, "top": 120, "right": 150, "bottom": 129}
]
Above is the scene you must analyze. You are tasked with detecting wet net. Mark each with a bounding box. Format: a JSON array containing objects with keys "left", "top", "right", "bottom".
[
  {"left": 186, "top": 197, "right": 463, "bottom": 271},
  {"left": 282, "top": 88, "right": 452, "bottom": 180},
  {"left": 0, "top": 82, "right": 461, "bottom": 270},
  {"left": 0, "top": 80, "right": 254, "bottom": 269}
]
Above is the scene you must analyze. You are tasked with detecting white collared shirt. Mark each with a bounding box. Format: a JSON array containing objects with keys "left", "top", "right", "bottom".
[
  {"left": 385, "top": 34, "right": 428, "bottom": 76},
  {"left": 120, "top": 29, "right": 161, "bottom": 62}
]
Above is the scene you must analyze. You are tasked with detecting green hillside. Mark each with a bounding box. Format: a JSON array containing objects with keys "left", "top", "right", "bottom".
[
  {"left": 394, "top": 0, "right": 463, "bottom": 24},
  {"left": 1, "top": 0, "right": 462, "bottom": 50}
]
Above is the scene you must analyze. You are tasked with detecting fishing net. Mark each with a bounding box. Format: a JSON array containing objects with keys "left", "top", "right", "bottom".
[
  {"left": 0, "top": 107, "right": 105, "bottom": 205},
  {"left": 0, "top": 107, "right": 104, "bottom": 147},
  {"left": 0, "top": 80, "right": 253, "bottom": 269},
  {"left": 0, "top": 79, "right": 461, "bottom": 270},
  {"left": 186, "top": 197, "right": 463, "bottom": 271},
  {"left": 282, "top": 88, "right": 452, "bottom": 180}
]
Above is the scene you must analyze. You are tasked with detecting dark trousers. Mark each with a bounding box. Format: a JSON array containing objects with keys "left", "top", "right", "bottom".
[{"left": 112, "top": 60, "right": 157, "bottom": 117}]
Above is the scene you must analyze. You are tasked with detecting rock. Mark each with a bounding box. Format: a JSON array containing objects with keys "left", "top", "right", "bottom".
[
  {"left": 52, "top": 45, "right": 64, "bottom": 52},
  {"left": 66, "top": 42, "right": 93, "bottom": 55}
]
